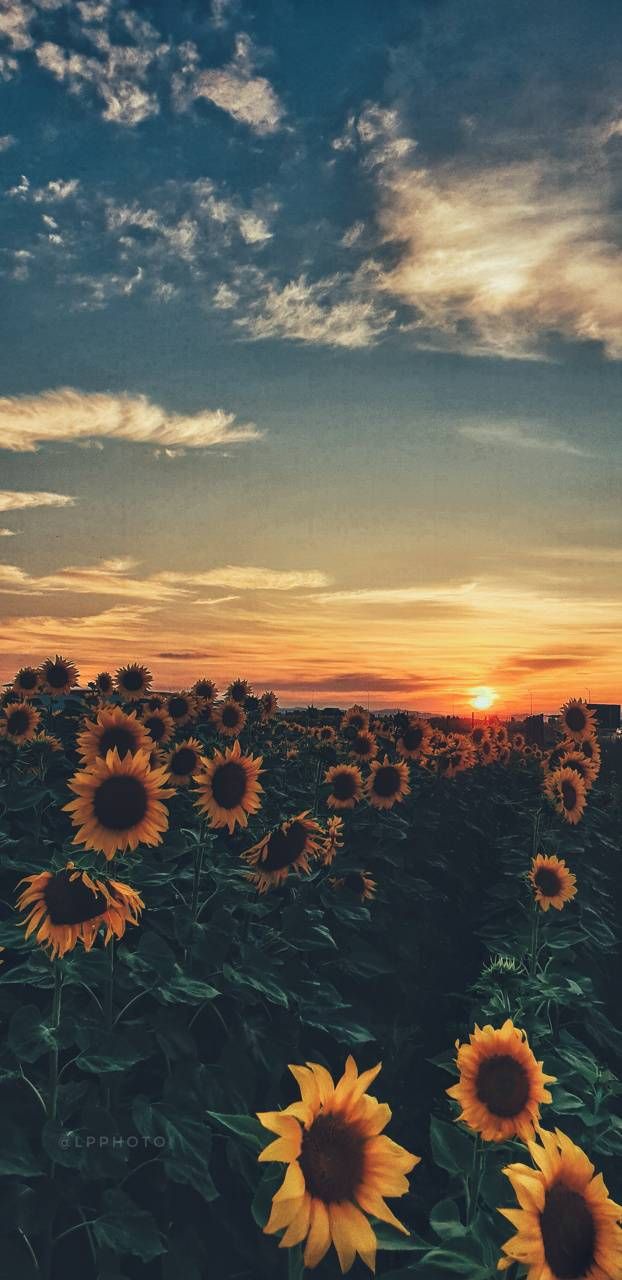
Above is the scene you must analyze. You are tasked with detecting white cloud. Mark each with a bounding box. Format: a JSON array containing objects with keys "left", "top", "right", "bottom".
[
  {"left": 236, "top": 263, "right": 394, "bottom": 349},
  {"left": 0, "top": 489, "right": 75, "bottom": 511},
  {"left": 0, "top": 133, "right": 16, "bottom": 150},
  {"left": 0, "top": 2, "right": 34, "bottom": 51},
  {"left": 192, "top": 594, "right": 240, "bottom": 605},
  {"left": 0, "top": 528, "right": 17, "bottom": 536},
  {"left": 163, "top": 565, "right": 331, "bottom": 592},
  {"left": 35, "top": 26, "right": 165, "bottom": 127},
  {"left": 0, "top": 558, "right": 330, "bottom": 602},
  {"left": 173, "top": 33, "right": 283, "bottom": 135},
  {"left": 458, "top": 422, "right": 593, "bottom": 457},
  {"left": 312, "top": 581, "right": 478, "bottom": 606},
  {"left": 0, "top": 387, "right": 261, "bottom": 452}
]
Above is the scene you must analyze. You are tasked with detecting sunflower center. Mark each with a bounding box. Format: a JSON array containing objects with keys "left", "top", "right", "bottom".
[
  {"left": 372, "top": 765, "right": 401, "bottom": 797},
  {"left": 581, "top": 740, "right": 594, "bottom": 759},
  {"left": 195, "top": 682, "right": 213, "bottom": 699},
  {"left": 46, "top": 663, "right": 69, "bottom": 689},
  {"left": 44, "top": 870, "right": 107, "bottom": 925},
  {"left": 98, "top": 674, "right": 112, "bottom": 690},
  {"left": 93, "top": 776, "right": 148, "bottom": 830},
  {"left": 331, "top": 770, "right": 357, "bottom": 800},
  {"left": 561, "top": 780, "right": 578, "bottom": 809},
  {"left": 19, "top": 670, "right": 38, "bottom": 689},
  {"left": 172, "top": 747, "right": 197, "bottom": 776},
  {"left": 472, "top": 728, "right": 485, "bottom": 744},
  {"left": 221, "top": 705, "right": 241, "bottom": 728},
  {"left": 99, "top": 727, "right": 137, "bottom": 758},
  {"left": 262, "top": 822, "right": 308, "bottom": 871},
  {"left": 475, "top": 1054, "right": 530, "bottom": 1117},
  {"left": 353, "top": 734, "right": 372, "bottom": 755},
  {"left": 211, "top": 761, "right": 247, "bottom": 809},
  {"left": 121, "top": 669, "right": 144, "bottom": 691},
  {"left": 145, "top": 715, "right": 166, "bottom": 742},
  {"left": 565, "top": 706, "right": 587, "bottom": 733},
  {"left": 7, "top": 708, "right": 29, "bottom": 735},
  {"left": 535, "top": 867, "right": 562, "bottom": 896},
  {"left": 403, "top": 726, "right": 423, "bottom": 750},
  {"left": 348, "top": 715, "right": 365, "bottom": 731},
  {"left": 169, "top": 696, "right": 189, "bottom": 719},
  {"left": 230, "top": 683, "right": 246, "bottom": 701},
  {"left": 343, "top": 872, "right": 365, "bottom": 894},
  {"left": 540, "top": 1182, "right": 595, "bottom": 1279},
  {"left": 299, "top": 1113, "right": 365, "bottom": 1203}
]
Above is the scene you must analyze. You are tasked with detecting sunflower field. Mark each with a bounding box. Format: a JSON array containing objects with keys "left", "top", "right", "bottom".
[{"left": 0, "top": 659, "right": 621, "bottom": 1280}]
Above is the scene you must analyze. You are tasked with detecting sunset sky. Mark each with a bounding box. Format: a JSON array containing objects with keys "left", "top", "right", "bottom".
[{"left": 0, "top": 0, "right": 621, "bottom": 711}]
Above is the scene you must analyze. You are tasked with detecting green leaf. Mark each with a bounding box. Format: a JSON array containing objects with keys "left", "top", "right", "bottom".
[
  {"left": 251, "top": 1169, "right": 282, "bottom": 1229},
  {"left": 0, "top": 1124, "right": 42, "bottom": 1177},
  {"left": 8, "top": 1005, "right": 56, "bottom": 1063},
  {"left": 429, "top": 1199, "right": 467, "bottom": 1241},
  {"left": 132, "top": 1097, "right": 218, "bottom": 1201},
  {"left": 373, "top": 1221, "right": 418, "bottom": 1251},
  {"left": 92, "top": 1190, "right": 165, "bottom": 1262},
  {"left": 419, "top": 1247, "right": 490, "bottom": 1276},
  {"left": 207, "top": 1112, "right": 266, "bottom": 1153},
  {"left": 430, "top": 1117, "right": 474, "bottom": 1175}
]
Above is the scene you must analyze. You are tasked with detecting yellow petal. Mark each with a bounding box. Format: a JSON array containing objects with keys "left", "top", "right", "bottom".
[{"left": 303, "top": 1200, "right": 331, "bottom": 1270}]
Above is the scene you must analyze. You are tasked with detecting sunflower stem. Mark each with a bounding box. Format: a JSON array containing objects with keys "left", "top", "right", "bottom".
[
  {"left": 41, "top": 962, "right": 63, "bottom": 1280},
  {"left": 104, "top": 938, "right": 115, "bottom": 1110}
]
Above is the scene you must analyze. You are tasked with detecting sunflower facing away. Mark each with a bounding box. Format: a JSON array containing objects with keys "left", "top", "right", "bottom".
[
  {"left": 193, "top": 737, "right": 263, "bottom": 832},
  {"left": 40, "top": 654, "right": 79, "bottom": 696},
  {"left": 396, "top": 716, "right": 431, "bottom": 761},
  {"left": 76, "top": 705, "right": 152, "bottom": 765},
  {"left": 261, "top": 690, "right": 279, "bottom": 719},
  {"left": 366, "top": 757, "right": 411, "bottom": 810},
  {"left": 1, "top": 700, "right": 40, "bottom": 744},
  {"left": 16, "top": 863, "right": 144, "bottom": 959},
  {"left": 213, "top": 698, "right": 247, "bottom": 737},
  {"left": 341, "top": 705, "right": 370, "bottom": 733},
  {"left": 244, "top": 811, "right": 324, "bottom": 892},
  {"left": 141, "top": 706, "right": 175, "bottom": 747},
  {"left": 560, "top": 698, "right": 598, "bottom": 742},
  {"left": 498, "top": 1128, "right": 622, "bottom": 1280},
  {"left": 447, "top": 1019, "right": 555, "bottom": 1143},
  {"left": 321, "top": 815, "right": 344, "bottom": 864},
  {"left": 64, "top": 748, "right": 175, "bottom": 859},
  {"left": 257, "top": 1055, "right": 420, "bottom": 1273},
  {"left": 166, "top": 691, "right": 197, "bottom": 726},
  {"left": 115, "top": 663, "right": 152, "bottom": 702},
  {"left": 324, "top": 763, "right": 364, "bottom": 810},
  {"left": 12, "top": 666, "right": 40, "bottom": 698},
  {"left": 165, "top": 737, "right": 206, "bottom": 785},
  {"left": 529, "top": 854, "right": 577, "bottom": 913},
  {"left": 331, "top": 871, "right": 376, "bottom": 902},
  {"left": 544, "top": 768, "right": 587, "bottom": 826}
]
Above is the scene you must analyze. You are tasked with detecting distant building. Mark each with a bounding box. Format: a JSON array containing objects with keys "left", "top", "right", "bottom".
[
  {"left": 588, "top": 704, "right": 621, "bottom": 733},
  {"left": 524, "top": 714, "right": 545, "bottom": 747}
]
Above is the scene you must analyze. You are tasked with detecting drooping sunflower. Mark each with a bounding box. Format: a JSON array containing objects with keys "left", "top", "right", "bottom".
[
  {"left": 331, "top": 870, "right": 376, "bottom": 902},
  {"left": 258, "top": 1055, "right": 420, "bottom": 1273},
  {"left": 544, "top": 767, "right": 587, "bottom": 826},
  {"left": 165, "top": 737, "right": 206, "bottom": 785},
  {"left": 115, "top": 663, "right": 152, "bottom": 701},
  {"left": 244, "top": 811, "right": 324, "bottom": 892},
  {"left": 349, "top": 730, "right": 378, "bottom": 763},
  {"left": 12, "top": 666, "right": 40, "bottom": 699},
  {"left": 30, "top": 731, "right": 63, "bottom": 754},
  {"left": 498, "top": 1128, "right": 622, "bottom": 1280},
  {"left": 141, "top": 706, "right": 174, "bottom": 747},
  {"left": 94, "top": 671, "right": 114, "bottom": 698},
  {"left": 578, "top": 734, "right": 601, "bottom": 765},
  {"left": 193, "top": 738, "right": 263, "bottom": 833},
  {"left": 396, "top": 716, "right": 431, "bottom": 761},
  {"left": 341, "top": 705, "right": 370, "bottom": 733},
  {"left": 321, "top": 815, "right": 344, "bottom": 864},
  {"left": 560, "top": 698, "right": 598, "bottom": 742},
  {"left": 447, "top": 1019, "right": 555, "bottom": 1143},
  {"left": 260, "top": 690, "right": 279, "bottom": 720},
  {"left": 76, "top": 706, "right": 152, "bottom": 765},
  {"left": 471, "top": 725, "right": 488, "bottom": 748},
  {"left": 1, "top": 700, "right": 40, "bottom": 744},
  {"left": 324, "top": 763, "right": 363, "bottom": 810},
  {"left": 16, "top": 863, "right": 144, "bottom": 959},
  {"left": 227, "top": 677, "right": 251, "bottom": 704},
  {"left": 529, "top": 854, "right": 577, "bottom": 913},
  {"left": 64, "top": 748, "right": 175, "bottom": 860},
  {"left": 39, "top": 654, "right": 79, "bottom": 696},
  {"left": 192, "top": 677, "right": 218, "bottom": 707},
  {"left": 166, "top": 690, "right": 197, "bottom": 727},
  {"left": 366, "top": 757, "right": 411, "bottom": 810},
  {"left": 213, "top": 698, "right": 247, "bottom": 737},
  {"left": 559, "top": 750, "right": 599, "bottom": 790}
]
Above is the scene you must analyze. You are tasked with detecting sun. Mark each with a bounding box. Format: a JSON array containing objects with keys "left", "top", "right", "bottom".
[{"left": 471, "top": 686, "right": 496, "bottom": 711}]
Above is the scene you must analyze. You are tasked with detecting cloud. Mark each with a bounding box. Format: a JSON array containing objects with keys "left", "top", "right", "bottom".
[
  {"left": 458, "top": 423, "right": 593, "bottom": 457},
  {"left": 284, "top": 671, "right": 440, "bottom": 694},
  {"left": 235, "top": 263, "right": 394, "bottom": 349},
  {"left": 535, "top": 545, "right": 622, "bottom": 564},
  {"left": 173, "top": 33, "right": 283, "bottom": 135},
  {"left": 312, "top": 581, "right": 477, "bottom": 606},
  {"left": 0, "top": 489, "right": 75, "bottom": 512},
  {"left": 0, "top": 387, "right": 261, "bottom": 452},
  {"left": 192, "top": 594, "right": 240, "bottom": 605},
  {"left": 0, "top": 2, "right": 33, "bottom": 52},
  {"left": 164, "top": 565, "right": 330, "bottom": 592},
  {"left": 0, "top": 133, "right": 16, "bottom": 150},
  {"left": 0, "top": 558, "right": 330, "bottom": 601},
  {"left": 0, "top": 528, "right": 17, "bottom": 536}
]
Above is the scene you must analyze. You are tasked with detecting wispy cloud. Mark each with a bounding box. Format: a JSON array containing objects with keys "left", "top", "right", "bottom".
[
  {"left": 312, "top": 581, "right": 478, "bottom": 606},
  {"left": 173, "top": 33, "right": 283, "bottom": 135},
  {"left": 235, "top": 263, "right": 394, "bottom": 349},
  {"left": 0, "top": 133, "right": 16, "bottom": 150},
  {"left": 0, "top": 388, "right": 261, "bottom": 452},
  {"left": 164, "top": 565, "right": 331, "bottom": 592},
  {"left": 192, "top": 595, "right": 240, "bottom": 605},
  {"left": 458, "top": 423, "right": 593, "bottom": 457},
  {"left": 0, "top": 558, "right": 330, "bottom": 601},
  {"left": 0, "top": 528, "right": 17, "bottom": 536},
  {"left": 0, "top": 490, "right": 76, "bottom": 512}
]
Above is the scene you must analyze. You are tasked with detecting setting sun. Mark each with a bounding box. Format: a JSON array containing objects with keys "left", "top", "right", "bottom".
[{"left": 471, "top": 687, "right": 496, "bottom": 711}]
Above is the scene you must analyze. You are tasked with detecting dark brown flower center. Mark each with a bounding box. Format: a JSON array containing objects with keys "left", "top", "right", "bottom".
[
  {"left": 44, "top": 870, "right": 107, "bottom": 925},
  {"left": 343, "top": 872, "right": 366, "bottom": 895},
  {"left": 348, "top": 714, "right": 366, "bottom": 731},
  {"left": 320, "top": 727, "right": 334, "bottom": 740},
  {"left": 46, "top": 662, "right": 70, "bottom": 689},
  {"left": 580, "top": 739, "right": 594, "bottom": 759},
  {"left": 475, "top": 1054, "right": 530, "bottom": 1117},
  {"left": 221, "top": 704, "right": 241, "bottom": 728},
  {"left": 300, "top": 1113, "right": 365, "bottom": 1203},
  {"left": 352, "top": 734, "right": 373, "bottom": 755},
  {"left": 262, "top": 821, "right": 308, "bottom": 871},
  {"left": 540, "top": 1182, "right": 595, "bottom": 1279},
  {"left": 171, "top": 747, "right": 197, "bottom": 776},
  {"left": 195, "top": 682, "right": 214, "bottom": 699},
  {"left": 229, "top": 682, "right": 247, "bottom": 702},
  {"left": 7, "top": 708, "right": 29, "bottom": 735},
  {"left": 331, "top": 770, "right": 358, "bottom": 800},
  {"left": 565, "top": 705, "right": 587, "bottom": 733},
  {"left": 372, "top": 765, "right": 401, "bottom": 798},
  {"left": 169, "top": 696, "right": 189, "bottom": 719},
  {"left": 211, "top": 761, "right": 247, "bottom": 809},
  {"left": 472, "top": 728, "right": 485, "bottom": 744},
  {"left": 535, "top": 867, "right": 562, "bottom": 897},
  {"left": 99, "top": 727, "right": 137, "bottom": 758},
  {"left": 97, "top": 674, "right": 113, "bottom": 691},
  {"left": 561, "top": 780, "right": 578, "bottom": 810},
  {"left": 121, "top": 669, "right": 144, "bottom": 691},
  {"left": 145, "top": 715, "right": 166, "bottom": 742},
  {"left": 93, "top": 775, "right": 148, "bottom": 829},
  {"left": 18, "top": 669, "right": 38, "bottom": 689},
  {"left": 402, "top": 726, "right": 423, "bottom": 751}
]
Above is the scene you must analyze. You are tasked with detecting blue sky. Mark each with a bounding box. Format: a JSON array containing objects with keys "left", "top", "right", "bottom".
[{"left": 0, "top": 0, "right": 620, "bottom": 710}]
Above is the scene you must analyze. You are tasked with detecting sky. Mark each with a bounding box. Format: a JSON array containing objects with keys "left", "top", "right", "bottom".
[{"left": 0, "top": 0, "right": 621, "bottom": 713}]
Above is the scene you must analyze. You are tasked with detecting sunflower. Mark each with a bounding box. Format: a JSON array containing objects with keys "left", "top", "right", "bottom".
[
  {"left": 341, "top": 705, "right": 370, "bottom": 733},
  {"left": 498, "top": 1128, "right": 622, "bottom": 1280},
  {"left": 192, "top": 677, "right": 218, "bottom": 707},
  {"left": 324, "top": 763, "right": 363, "bottom": 810},
  {"left": 559, "top": 750, "right": 599, "bottom": 790},
  {"left": 115, "top": 663, "right": 152, "bottom": 702},
  {"left": 165, "top": 737, "right": 206, "bottom": 785},
  {"left": 478, "top": 737, "right": 497, "bottom": 765},
  {"left": 331, "top": 871, "right": 376, "bottom": 902},
  {"left": 94, "top": 671, "right": 114, "bottom": 698},
  {"left": 321, "top": 816, "right": 344, "bottom": 864},
  {"left": 529, "top": 854, "right": 577, "bottom": 913},
  {"left": 39, "top": 654, "right": 79, "bottom": 696},
  {"left": 12, "top": 666, "right": 40, "bottom": 699},
  {"left": 434, "top": 743, "right": 474, "bottom": 779},
  {"left": 194, "top": 738, "right": 263, "bottom": 833},
  {"left": 141, "top": 706, "right": 174, "bottom": 747},
  {"left": 349, "top": 730, "right": 378, "bottom": 763},
  {"left": 213, "top": 699, "right": 246, "bottom": 737},
  {"left": 16, "top": 863, "right": 144, "bottom": 959},
  {"left": 471, "top": 725, "right": 488, "bottom": 747},
  {"left": 258, "top": 1055, "right": 419, "bottom": 1273},
  {"left": 513, "top": 732, "right": 526, "bottom": 750},
  {"left": 396, "top": 716, "right": 431, "bottom": 761},
  {"left": 261, "top": 690, "right": 279, "bottom": 720},
  {"left": 317, "top": 725, "right": 337, "bottom": 744},
  {"left": 244, "top": 811, "right": 324, "bottom": 892},
  {"left": 77, "top": 706, "right": 151, "bottom": 765},
  {"left": 578, "top": 735, "right": 601, "bottom": 764},
  {"left": 366, "top": 757, "right": 411, "bottom": 810},
  {"left": 493, "top": 724, "right": 509, "bottom": 745},
  {"left": 544, "top": 768, "right": 587, "bottom": 826},
  {"left": 30, "top": 731, "right": 63, "bottom": 753},
  {"left": 560, "top": 698, "right": 598, "bottom": 742},
  {"left": 227, "top": 677, "right": 251, "bottom": 704},
  {"left": 166, "top": 690, "right": 197, "bottom": 727},
  {"left": 447, "top": 1019, "right": 555, "bottom": 1143},
  {"left": 1, "top": 700, "right": 40, "bottom": 744},
  {"left": 64, "top": 748, "right": 175, "bottom": 860}
]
